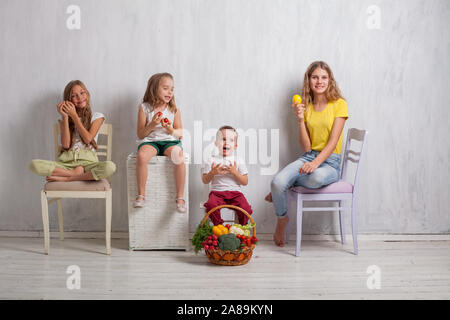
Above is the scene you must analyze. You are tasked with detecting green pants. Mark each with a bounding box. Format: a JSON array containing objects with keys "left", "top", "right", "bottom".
[{"left": 29, "top": 149, "right": 116, "bottom": 181}]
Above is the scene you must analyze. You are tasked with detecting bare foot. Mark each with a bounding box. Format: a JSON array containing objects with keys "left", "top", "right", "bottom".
[
  {"left": 46, "top": 176, "right": 70, "bottom": 182},
  {"left": 265, "top": 192, "right": 273, "bottom": 203},
  {"left": 273, "top": 216, "right": 289, "bottom": 247},
  {"left": 73, "top": 166, "right": 84, "bottom": 175}
]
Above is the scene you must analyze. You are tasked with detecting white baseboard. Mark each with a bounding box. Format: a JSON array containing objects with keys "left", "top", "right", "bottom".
[{"left": 0, "top": 231, "right": 449, "bottom": 241}]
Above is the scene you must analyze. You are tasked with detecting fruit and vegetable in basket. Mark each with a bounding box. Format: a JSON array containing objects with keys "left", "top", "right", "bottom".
[
  {"left": 212, "top": 224, "right": 229, "bottom": 237},
  {"left": 237, "top": 234, "right": 258, "bottom": 247},
  {"left": 218, "top": 233, "right": 241, "bottom": 251},
  {"left": 201, "top": 234, "right": 218, "bottom": 251},
  {"left": 192, "top": 222, "right": 213, "bottom": 253},
  {"left": 229, "top": 222, "right": 255, "bottom": 237},
  {"left": 192, "top": 221, "right": 258, "bottom": 254}
]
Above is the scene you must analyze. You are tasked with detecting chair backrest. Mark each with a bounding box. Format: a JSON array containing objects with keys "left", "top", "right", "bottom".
[
  {"left": 340, "top": 128, "right": 368, "bottom": 191},
  {"left": 53, "top": 122, "right": 113, "bottom": 161}
]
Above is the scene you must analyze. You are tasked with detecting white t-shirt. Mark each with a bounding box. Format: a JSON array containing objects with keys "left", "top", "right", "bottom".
[
  {"left": 137, "top": 102, "right": 177, "bottom": 145},
  {"left": 201, "top": 155, "right": 248, "bottom": 192},
  {"left": 71, "top": 112, "right": 105, "bottom": 151}
]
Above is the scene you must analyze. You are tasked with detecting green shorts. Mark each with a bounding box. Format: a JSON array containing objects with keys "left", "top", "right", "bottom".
[{"left": 138, "top": 140, "right": 182, "bottom": 156}]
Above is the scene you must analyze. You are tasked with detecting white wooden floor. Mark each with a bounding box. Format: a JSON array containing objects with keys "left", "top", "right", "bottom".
[{"left": 1, "top": 237, "right": 449, "bottom": 300}]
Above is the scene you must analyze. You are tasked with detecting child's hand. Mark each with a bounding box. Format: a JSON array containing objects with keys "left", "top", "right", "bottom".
[
  {"left": 150, "top": 112, "right": 163, "bottom": 126},
  {"left": 161, "top": 118, "right": 173, "bottom": 133},
  {"left": 62, "top": 101, "right": 77, "bottom": 119},
  {"left": 209, "top": 162, "right": 226, "bottom": 176},
  {"left": 292, "top": 103, "right": 306, "bottom": 121},
  {"left": 56, "top": 102, "right": 68, "bottom": 118},
  {"left": 226, "top": 161, "right": 239, "bottom": 176}
]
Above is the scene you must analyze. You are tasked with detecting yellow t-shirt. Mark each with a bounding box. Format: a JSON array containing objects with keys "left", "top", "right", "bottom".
[{"left": 304, "top": 98, "right": 349, "bottom": 154}]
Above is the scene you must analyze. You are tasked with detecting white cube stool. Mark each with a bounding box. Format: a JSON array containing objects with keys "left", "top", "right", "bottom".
[{"left": 127, "top": 153, "right": 189, "bottom": 250}]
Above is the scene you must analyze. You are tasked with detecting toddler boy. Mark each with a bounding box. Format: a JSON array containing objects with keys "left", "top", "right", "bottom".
[{"left": 202, "top": 125, "right": 253, "bottom": 225}]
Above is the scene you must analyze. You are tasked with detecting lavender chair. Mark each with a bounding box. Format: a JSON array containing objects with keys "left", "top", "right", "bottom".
[{"left": 286, "top": 128, "right": 368, "bottom": 256}]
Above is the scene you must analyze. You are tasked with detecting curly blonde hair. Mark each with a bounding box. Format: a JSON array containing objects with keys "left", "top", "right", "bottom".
[
  {"left": 142, "top": 73, "right": 178, "bottom": 114},
  {"left": 301, "top": 61, "right": 344, "bottom": 107}
]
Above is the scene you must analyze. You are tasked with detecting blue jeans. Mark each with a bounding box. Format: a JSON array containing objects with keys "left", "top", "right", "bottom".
[{"left": 270, "top": 150, "right": 341, "bottom": 217}]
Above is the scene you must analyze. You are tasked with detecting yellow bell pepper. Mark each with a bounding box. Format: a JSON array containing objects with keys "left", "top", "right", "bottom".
[
  {"left": 218, "top": 224, "right": 229, "bottom": 235},
  {"left": 212, "top": 225, "right": 229, "bottom": 237},
  {"left": 212, "top": 226, "right": 223, "bottom": 237}
]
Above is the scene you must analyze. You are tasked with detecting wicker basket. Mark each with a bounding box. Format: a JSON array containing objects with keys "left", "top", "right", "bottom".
[{"left": 201, "top": 205, "right": 256, "bottom": 266}]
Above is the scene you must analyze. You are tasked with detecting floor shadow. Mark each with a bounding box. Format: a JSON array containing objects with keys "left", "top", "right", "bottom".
[{"left": 0, "top": 242, "right": 45, "bottom": 255}]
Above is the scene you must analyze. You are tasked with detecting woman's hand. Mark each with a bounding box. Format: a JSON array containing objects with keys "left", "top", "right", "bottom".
[
  {"left": 292, "top": 103, "right": 306, "bottom": 122},
  {"left": 57, "top": 102, "right": 68, "bottom": 119},
  {"left": 62, "top": 101, "right": 77, "bottom": 119},
  {"left": 299, "top": 161, "right": 319, "bottom": 175}
]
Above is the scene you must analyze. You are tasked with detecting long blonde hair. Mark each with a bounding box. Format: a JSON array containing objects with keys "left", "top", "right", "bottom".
[
  {"left": 62, "top": 80, "right": 97, "bottom": 151},
  {"left": 142, "top": 73, "right": 178, "bottom": 113},
  {"left": 301, "top": 61, "right": 344, "bottom": 107}
]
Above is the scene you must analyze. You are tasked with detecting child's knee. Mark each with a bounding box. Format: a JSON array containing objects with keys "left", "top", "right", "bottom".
[
  {"left": 168, "top": 147, "right": 184, "bottom": 165},
  {"left": 29, "top": 159, "right": 39, "bottom": 174},
  {"left": 137, "top": 148, "right": 153, "bottom": 163},
  {"left": 239, "top": 200, "right": 253, "bottom": 214},
  {"left": 137, "top": 150, "right": 147, "bottom": 162},
  {"left": 104, "top": 161, "right": 116, "bottom": 176},
  {"left": 29, "top": 159, "right": 49, "bottom": 176},
  {"left": 203, "top": 198, "right": 217, "bottom": 210}
]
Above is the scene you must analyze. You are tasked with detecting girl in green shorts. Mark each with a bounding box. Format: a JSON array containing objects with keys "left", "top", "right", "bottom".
[
  {"left": 29, "top": 80, "right": 116, "bottom": 182},
  {"left": 134, "top": 73, "right": 186, "bottom": 212}
]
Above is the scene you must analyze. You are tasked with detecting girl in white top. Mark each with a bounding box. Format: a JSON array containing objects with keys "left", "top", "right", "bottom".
[
  {"left": 134, "top": 73, "right": 186, "bottom": 212},
  {"left": 29, "top": 80, "right": 116, "bottom": 181}
]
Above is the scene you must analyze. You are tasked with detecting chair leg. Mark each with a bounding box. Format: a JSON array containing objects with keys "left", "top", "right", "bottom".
[
  {"left": 351, "top": 196, "right": 358, "bottom": 255},
  {"left": 40, "top": 190, "right": 50, "bottom": 255},
  {"left": 57, "top": 199, "right": 64, "bottom": 241},
  {"left": 295, "top": 195, "right": 303, "bottom": 257},
  {"left": 339, "top": 200, "right": 346, "bottom": 245},
  {"left": 105, "top": 189, "right": 112, "bottom": 255},
  {"left": 285, "top": 191, "right": 292, "bottom": 244}
]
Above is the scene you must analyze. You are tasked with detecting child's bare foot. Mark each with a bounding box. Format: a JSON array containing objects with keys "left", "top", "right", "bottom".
[
  {"left": 273, "top": 216, "right": 289, "bottom": 247},
  {"left": 46, "top": 175, "right": 70, "bottom": 182},
  {"left": 73, "top": 166, "right": 84, "bottom": 175},
  {"left": 265, "top": 192, "right": 273, "bottom": 202}
]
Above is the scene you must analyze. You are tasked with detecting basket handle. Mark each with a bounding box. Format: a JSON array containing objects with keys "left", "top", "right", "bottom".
[{"left": 201, "top": 204, "right": 256, "bottom": 237}]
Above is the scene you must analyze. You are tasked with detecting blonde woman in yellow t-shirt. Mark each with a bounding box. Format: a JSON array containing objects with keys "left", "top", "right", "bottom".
[{"left": 266, "top": 61, "right": 349, "bottom": 247}]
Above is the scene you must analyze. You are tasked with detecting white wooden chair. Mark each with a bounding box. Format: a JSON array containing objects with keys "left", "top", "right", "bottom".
[{"left": 40, "top": 123, "right": 113, "bottom": 255}]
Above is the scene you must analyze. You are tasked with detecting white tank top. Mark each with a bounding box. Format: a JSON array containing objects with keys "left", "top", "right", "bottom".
[
  {"left": 137, "top": 102, "right": 177, "bottom": 145},
  {"left": 72, "top": 111, "right": 105, "bottom": 152}
]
